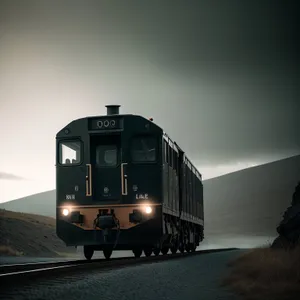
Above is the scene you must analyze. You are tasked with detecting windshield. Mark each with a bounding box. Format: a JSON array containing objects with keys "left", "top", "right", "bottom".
[
  {"left": 131, "top": 136, "right": 157, "bottom": 162},
  {"left": 58, "top": 140, "right": 82, "bottom": 165},
  {"left": 96, "top": 145, "right": 118, "bottom": 167}
]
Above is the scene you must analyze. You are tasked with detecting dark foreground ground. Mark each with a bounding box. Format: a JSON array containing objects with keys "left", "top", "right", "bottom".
[{"left": 0, "top": 249, "right": 243, "bottom": 300}]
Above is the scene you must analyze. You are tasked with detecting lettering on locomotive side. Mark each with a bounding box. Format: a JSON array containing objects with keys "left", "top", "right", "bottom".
[
  {"left": 66, "top": 194, "right": 75, "bottom": 200},
  {"left": 135, "top": 193, "right": 149, "bottom": 200}
]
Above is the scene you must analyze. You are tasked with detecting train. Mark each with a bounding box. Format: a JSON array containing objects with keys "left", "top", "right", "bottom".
[{"left": 56, "top": 105, "right": 204, "bottom": 260}]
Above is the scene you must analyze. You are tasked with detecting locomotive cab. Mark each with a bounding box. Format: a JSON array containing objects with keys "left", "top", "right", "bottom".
[{"left": 56, "top": 105, "right": 164, "bottom": 259}]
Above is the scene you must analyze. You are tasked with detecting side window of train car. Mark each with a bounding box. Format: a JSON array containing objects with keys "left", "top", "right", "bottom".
[
  {"left": 168, "top": 144, "right": 173, "bottom": 168},
  {"left": 131, "top": 136, "right": 157, "bottom": 162},
  {"left": 164, "top": 140, "right": 168, "bottom": 163},
  {"left": 96, "top": 145, "right": 118, "bottom": 167},
  {"left": 173, "top": 149, "right": 178, "bottom": 173},
  {"left": 59, "top": 140, "right": 82, "bottom": 165}
]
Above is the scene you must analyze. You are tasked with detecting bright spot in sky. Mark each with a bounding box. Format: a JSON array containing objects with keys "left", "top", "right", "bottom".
[{"left": 200, "top": 161, "right": 260, "bottom": 180}]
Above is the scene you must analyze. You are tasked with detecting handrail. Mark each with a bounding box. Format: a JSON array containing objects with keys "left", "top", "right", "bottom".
[
  {"left": 86, "top": 164, "right": 92, "bottom": 196},
  {"left": 121, "top": 163, "right": 128, "bottom": 195}
]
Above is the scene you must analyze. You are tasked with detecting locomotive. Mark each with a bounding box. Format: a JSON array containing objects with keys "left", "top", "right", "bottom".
[{"left": 56, "top": 105, "right": 204, "bottom": 260}]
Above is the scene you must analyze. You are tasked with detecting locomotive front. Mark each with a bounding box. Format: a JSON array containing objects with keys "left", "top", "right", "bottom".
[{"left": 56, "top": 105, "right": 163, "bottom": 259}]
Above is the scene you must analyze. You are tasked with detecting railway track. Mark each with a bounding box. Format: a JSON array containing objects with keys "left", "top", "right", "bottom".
[
  {"left": 0, "top": 247, "right": 238, "bottom": 289},
  {"left": 0, "top": 256, "right": 132, "bottom": 275}
]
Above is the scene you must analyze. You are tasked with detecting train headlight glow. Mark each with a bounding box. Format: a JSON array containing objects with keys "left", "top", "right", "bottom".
[
  {"left": 145, "top": 206, "right": 152, "bottom": 214},
  {"left": 62, "top": 208, "right": 70, "bottom": 216}
]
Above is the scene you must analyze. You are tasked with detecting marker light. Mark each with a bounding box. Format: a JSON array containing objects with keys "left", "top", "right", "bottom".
[
  {"left": 62, "top": 208, "right": 69, "bottom": 216},
  {"left": 145, "top": 206, "right": 152, "bottom": 214}
]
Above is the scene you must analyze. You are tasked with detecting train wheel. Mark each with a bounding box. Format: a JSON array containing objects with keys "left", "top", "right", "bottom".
[
  {"left": 170, "top": 246, "right": 178, "bottom": 254},
  {"left": 144, "top": 248, "right": 152, "bottom": 257},
  {"left": 153, "top": 248, "right": 160, "bottom": 256},
  {"left": 161, "top": 247, "right": 169, "bottom": 255},
  {"left": 133, "top": 248, "right": 142, "bottom": 258},
  {"left": 178, "top": 241, "right": 185, "bottom": 253},
  {"left": 191, "top": 245, "right": 196, "bottom": 252},
  {"left": 103, "top": 248, "right": 113, "bottom": 260},
  {"left": 185, "top": 244, "right": 191, "bottom": 253},
  {"left": 84, "top": 246, "right": 94, "bottom": 260}
]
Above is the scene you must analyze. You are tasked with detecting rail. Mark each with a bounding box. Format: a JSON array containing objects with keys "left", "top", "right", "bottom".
[{"left": 0, "top": 247, "right": 238, "bottom": 282}]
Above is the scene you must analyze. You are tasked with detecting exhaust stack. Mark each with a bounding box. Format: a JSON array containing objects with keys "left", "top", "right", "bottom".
[{"left": 106, "top": 105, "right": 120, "bottom": 115}]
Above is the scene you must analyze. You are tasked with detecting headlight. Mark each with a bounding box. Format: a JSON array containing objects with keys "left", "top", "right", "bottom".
[
  {"left": 145, "top": 206, "right": 152, "bottom": 214},
  {"left": 62, "top": 208, "right": 70, "bottom": 216}
]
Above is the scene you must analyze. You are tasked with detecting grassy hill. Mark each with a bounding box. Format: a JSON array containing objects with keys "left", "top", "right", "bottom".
[{"left": 0, "top": 209, "right": 76, "bottom": 257}]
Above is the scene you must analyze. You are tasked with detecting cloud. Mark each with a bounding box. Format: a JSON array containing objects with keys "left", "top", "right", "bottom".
[
  {"left": 0, "top": 0, "right": 298, "bottom": 167},
  {"left": 0, "top": 172, "right": 25, "bottom": 181}
]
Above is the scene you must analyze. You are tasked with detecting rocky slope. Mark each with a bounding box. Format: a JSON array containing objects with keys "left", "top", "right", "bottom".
[{"left": 271, "top": 181, "right": 300, "bottom": 249}]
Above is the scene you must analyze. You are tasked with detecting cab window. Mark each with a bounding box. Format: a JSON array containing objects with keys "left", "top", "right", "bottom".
[
  {"left": 59, "top": 140, "right": 82, "bottom": 165},
  {"left": 131, "top": 136, "right": 157, "bottom": 162},
  {"left": 96, "top": 145, "right": 117, "bottom": 167}
]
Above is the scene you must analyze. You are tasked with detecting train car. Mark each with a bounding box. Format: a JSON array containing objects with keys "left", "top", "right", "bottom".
[{"left": 56, "top": 105, "right": 204, "bottom": 260}]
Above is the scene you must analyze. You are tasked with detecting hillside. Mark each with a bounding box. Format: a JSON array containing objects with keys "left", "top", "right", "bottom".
[
  {"left": 204, "top": 155, "right": 300, "bottom": 238},
  {"left": 1, "top": 155, "right": 300, "bottom": 246},
  {"left": 0, "top": 190, "right": 55, "bottom": 217},
  {"left": 0, "top": 209, "right": 76, "bottom": 257}
]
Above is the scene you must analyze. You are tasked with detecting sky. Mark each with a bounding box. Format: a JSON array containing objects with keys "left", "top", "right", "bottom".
[{"left": 0, "top": 0, "right": 299, "bottom": 203}]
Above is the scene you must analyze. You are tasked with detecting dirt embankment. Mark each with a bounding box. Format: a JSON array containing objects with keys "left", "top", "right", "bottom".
[
  {"left": 0, "top": 209, "right": 76, "bottom": 257},
  {"left": 222, "top": 246, "right": 300, "bottom": 300}
]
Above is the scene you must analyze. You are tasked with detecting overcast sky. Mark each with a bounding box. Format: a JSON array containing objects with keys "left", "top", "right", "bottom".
[{"left": 0, "top": 0, "right": 299, "bottom": 203}]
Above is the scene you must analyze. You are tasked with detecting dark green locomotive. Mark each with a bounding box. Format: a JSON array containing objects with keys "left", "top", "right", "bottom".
[{"left": 56, "top": 105, "right": 204, "bottom": 259}]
